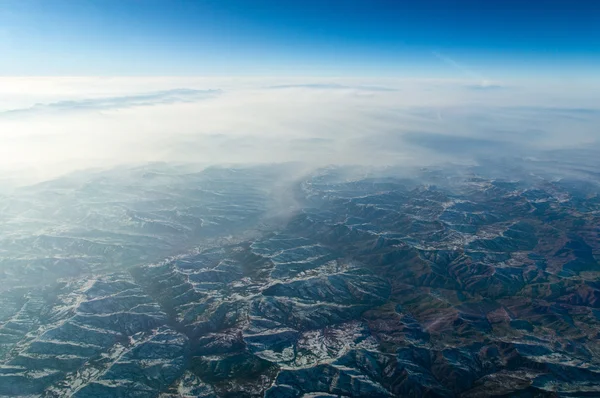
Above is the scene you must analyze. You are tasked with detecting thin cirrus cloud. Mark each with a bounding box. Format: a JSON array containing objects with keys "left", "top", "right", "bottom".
[
  {"left": 266, "top": 83, "right": 399, "bottom": 92},
  {"left": 0, "top": 77, "right": 599, "bottom": 185},
  {"left": 0, "top": 88, "right": 221, "bottom": 116}
]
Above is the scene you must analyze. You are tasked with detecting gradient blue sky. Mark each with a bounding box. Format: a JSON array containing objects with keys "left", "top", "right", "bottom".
[{"left": 1, "top": 0, "right": 599, "bottom": 76}]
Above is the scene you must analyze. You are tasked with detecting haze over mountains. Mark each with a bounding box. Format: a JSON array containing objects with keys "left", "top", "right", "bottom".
[
  {"left": 1, "top": 76, "right": 600, "bottom": 397},
  {"left": 1, "top": 77, "right": 599, "bottom": 184},
  {"left": 1, "top": 150, "right": 600, "bottom": 397},
  {"left": 2, "top": 0, "right": 599, "bottom": 395}
]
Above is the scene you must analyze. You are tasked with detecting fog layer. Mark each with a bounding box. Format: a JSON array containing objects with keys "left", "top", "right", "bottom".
[{"left": 1, "top": 77, "right": 599, "bottom": 184}]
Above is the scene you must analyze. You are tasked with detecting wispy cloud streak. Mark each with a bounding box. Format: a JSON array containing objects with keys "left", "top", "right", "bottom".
[
  {"left": 1, "top": 89, "right": 220, "bottom": 116},
  {"left": 432, "top": 51, "right": 491, "bottom": 87}
]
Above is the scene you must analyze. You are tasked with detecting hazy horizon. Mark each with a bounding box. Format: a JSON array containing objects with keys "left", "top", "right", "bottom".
[
  {"left": 2, "top": 0, "right": 599, "bottom": 183},
  {"left": 1, "top": 75, "right": 600, "bottom": 187}
]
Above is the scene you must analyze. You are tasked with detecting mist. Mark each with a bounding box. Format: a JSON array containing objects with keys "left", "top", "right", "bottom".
[{"left": 1, "top": 76, "right": 600, "bottom": 185}]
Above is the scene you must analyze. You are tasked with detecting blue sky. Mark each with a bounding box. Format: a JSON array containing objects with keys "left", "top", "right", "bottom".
[{"left": 1, "top": 0, "right": 598, "bottom": 76}]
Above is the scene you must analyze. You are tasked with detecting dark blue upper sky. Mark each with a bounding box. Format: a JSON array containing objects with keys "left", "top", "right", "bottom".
[{"left": 1, "top": 0, "right": 598, "bottom": 76}]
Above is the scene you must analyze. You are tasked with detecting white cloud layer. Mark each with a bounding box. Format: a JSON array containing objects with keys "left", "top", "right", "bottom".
[{"left": 1, "top": 77, "right": 599, "bottom": 184}]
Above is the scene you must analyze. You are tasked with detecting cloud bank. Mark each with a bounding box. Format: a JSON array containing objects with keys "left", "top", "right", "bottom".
[{"left": 0, "top": 77, "right": 599, "bottom": 184}]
